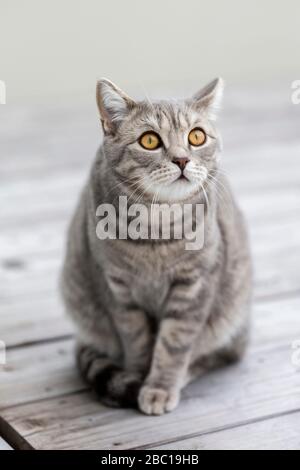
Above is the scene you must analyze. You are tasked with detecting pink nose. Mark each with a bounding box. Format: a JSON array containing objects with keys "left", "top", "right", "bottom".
[{"left": 172, "top": 157, "right": 190, "bottom": 171}]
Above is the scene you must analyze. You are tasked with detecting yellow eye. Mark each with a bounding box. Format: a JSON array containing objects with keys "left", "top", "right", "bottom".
[
  {"left": 139, "top": 132, "right": 161, "bottom": 150},
  {"left": 188, "top": 128, "right": 206, "bottom": 146}
]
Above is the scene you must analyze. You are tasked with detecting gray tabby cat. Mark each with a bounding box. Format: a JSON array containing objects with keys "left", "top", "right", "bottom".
[{"left": 61, "top": 78, "right": 252, "bottom": 415}]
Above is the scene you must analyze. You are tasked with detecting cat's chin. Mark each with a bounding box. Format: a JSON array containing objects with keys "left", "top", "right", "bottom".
[{"left": 148, "top": 179, "right": 200, "bottom": 203}]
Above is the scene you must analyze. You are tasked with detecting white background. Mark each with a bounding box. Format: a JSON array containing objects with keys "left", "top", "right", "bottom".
[{"left": 0, "top": 0, "right": 299, "bottom": 104}]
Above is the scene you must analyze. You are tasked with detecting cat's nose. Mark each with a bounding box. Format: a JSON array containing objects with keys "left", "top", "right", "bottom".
[{"left": 172, "top": 157, "right": 190, "bottom": 171}]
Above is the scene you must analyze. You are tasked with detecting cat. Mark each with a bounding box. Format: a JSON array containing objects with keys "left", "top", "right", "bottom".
[{"left": 61, "top": 78, "right": 252, "bottom": 415}]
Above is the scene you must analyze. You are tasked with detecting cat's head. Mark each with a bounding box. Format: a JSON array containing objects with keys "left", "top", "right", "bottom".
[{"left": 96, "top": 78, "right": 223, "bottom": 203}]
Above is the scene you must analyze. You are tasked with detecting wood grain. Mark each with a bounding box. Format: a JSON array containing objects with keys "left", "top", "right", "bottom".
[
  {"left": 0, "top": 295, "right": 299, "bottom": 449},
  {"left": 154, "top": 411, "right": 300, "bottom": 450},
  {"left": 1, "top": 342, "right": 299, "bottom": 450},
  {"left": 0, "top": 295, "right": 299, "bottom": 409},
  {"left": 0, "top": 339, "right": 83, "bottom": 409}
]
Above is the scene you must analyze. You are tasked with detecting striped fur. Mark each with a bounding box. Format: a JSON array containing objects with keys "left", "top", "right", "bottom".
[{"left": 61, "top": 78, "right": 252, "bottom": 415}]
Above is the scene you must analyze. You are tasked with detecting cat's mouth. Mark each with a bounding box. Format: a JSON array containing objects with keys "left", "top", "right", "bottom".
[{"left": 143, "top": 169, "right": 201, "bottom": 202}]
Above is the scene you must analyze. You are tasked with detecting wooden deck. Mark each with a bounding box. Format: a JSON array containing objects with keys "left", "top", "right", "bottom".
[{"left": 1, "top": 89, "right": 300, "bottom": 450}]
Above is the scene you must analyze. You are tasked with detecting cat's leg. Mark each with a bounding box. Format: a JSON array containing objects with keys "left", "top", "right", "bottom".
[
  {"left": 63, "top": 252, "right": 154, "bottom": 407},
  {"left": 75, "top": 303, "right": 155, "bottom": 408},
  {"left": 111, "top": 304, "right": 155, "bottom": 374},
  {"left": 76, "top": 342, "right": 142, "bottom": 407},
  {"left": 73, "top": 304, "right": 153, "bottom": 408},
  {"left": 106, "top": 275, "right": 156, "bottom": 375},
  {"left": 62, "top": 258, "right": 148, "bottom": 408},
  {"left": 138, "top": 277, "right": 213, "bottom": 415},
  {"left": 91, "top": 304, "right": 154, "bottom": 408},
  {"left": 76, "top": 303, "right": 154, "bottom": 407},
  {"left": 138, "top": 257, "right": 252, "bottom": 416}
]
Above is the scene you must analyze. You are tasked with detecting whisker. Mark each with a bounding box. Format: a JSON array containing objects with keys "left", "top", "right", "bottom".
[
  {"left": 200, "top": 182, "right": 209, "bottom": 211},
  {"left": 208, "top": 173, "right": 232, "bottom": 200},
  {"left": 206, "top": 177, "right": 233, "bottom": 218},
  {"left": 207, "top": 173, "right": 232, "bottom": 207},
  {"left": 126, "top": 175, "right": 150, "bottom": 206},
  {"left": 106, "top": 175, "right": 141, "bottom": 197}
]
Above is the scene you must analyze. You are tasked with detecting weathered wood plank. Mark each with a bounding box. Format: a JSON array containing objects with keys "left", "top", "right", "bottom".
[
  {"left": 0, "top": 339, "right": 83, "bottom": 409},
  {"left": 0, "top": 105, "right": 97, "bottom": 182},
  {"left": 0, "top": 295, "right": 299, "bottom": 449},
  {"left": 0, "top": 297, "right": 73, "bottom": 347},
  {"left": 0, "top": 295, "right": 298, "bottom": 409},
  {"left": 154, "top": 411, "right": 300, "bottom": 450},
  {"left": 1, "top": 342, "right": 298, "bottom": 450}
]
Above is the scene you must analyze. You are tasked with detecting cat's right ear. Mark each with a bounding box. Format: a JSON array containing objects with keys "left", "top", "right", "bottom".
[
  {"left": 96, "top": 79, "right": 136, "bottom": 135},
  {"left": 189, "top": 78, "right": 224, "bottom": 121}
]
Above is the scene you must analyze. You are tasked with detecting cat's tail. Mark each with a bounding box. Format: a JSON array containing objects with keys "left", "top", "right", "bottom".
[{"left": 76, "top": 344, "right": 142, "bottom": 408}]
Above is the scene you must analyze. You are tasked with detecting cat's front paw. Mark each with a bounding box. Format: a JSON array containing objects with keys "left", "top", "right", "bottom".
[{"left": 138, "top": 385, "right": 180, "bottom": 415}]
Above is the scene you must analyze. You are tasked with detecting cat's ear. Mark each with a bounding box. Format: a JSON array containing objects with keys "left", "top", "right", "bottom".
[
  {"left": 190, "top": 78, "right": 224, "bottom": 121},
  {"left": 96, "top": 79, "right": 136, "bottom": 134}
]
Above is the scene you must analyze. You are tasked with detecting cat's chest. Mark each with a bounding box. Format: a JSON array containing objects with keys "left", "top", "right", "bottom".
[
  {"left": 104, "top": 238, "right": 199, "bottom": 314},
  {"left": 107, "top": 241, "right": 176, "bottom": 314},
  {"left": 131, "top": 273, "right": 170, "bottom": 316}
]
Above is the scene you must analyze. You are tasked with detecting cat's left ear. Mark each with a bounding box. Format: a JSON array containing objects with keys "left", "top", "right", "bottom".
[
  {"left": 96, "top": 79, "right": 136, "bottom": 134},
  {"left": 189, "top": 78, "right": 224, "bottom": 121}
]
